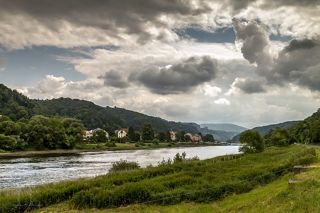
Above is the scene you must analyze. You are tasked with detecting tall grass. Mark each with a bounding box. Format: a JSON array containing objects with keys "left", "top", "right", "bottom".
[
  {"left": 0, "top": 145, "right": 316, "bottom": 212},
  {"left": 109, "top": 160, "right": 140, "bottom": 172}
]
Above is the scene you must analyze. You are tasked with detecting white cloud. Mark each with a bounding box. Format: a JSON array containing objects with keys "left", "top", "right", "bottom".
[
  {"left": 214, "top": 98, "right": 231, "bottom": 105},
  {"left": 202, "top": 84, "right": 222, "bottom": 97}
]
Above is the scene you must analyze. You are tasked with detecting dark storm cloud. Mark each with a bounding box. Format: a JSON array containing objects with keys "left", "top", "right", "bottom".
[
  {"left": 234, "top": 78, "right": 266, "bottom": 94},
  {"left": 284, "top": 39, "right": 317, "bottom": 52},
  {"left": 232, "top": 18, "right": 272, "bottom": 66},
  {"left": 131, "top": 56, "right": 218, "bottom": 94},
  {"left": 100, "top": 70, "right": 129, "bottom": 89},
  {"left": 261, "top": 0, "right": 320, "bottom": 8},
  {"left": 223, "top": 0, "right": 320, "bottom": 11},
  {"left": 0, "top": 0, "right": 210, "bottom": 42},
  {"left": 271, "top": 39, "right": 320, "bottom": 90},
  {"left": 233, "top": 19, "right": 320, "bottom": 92}
]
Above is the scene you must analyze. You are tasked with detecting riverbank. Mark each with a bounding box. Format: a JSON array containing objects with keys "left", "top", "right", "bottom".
[
  {"left": 0, "top": 142, "right": 222, "bottom": 159},
  {"left": 0, "top": 145, "right": 315, "bottom": 212}
]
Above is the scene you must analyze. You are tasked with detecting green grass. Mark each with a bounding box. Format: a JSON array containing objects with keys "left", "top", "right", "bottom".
[
  {"left": 35, "top": 158, "right": 320, "bottom": 213},
  {"left": 0, "top": 145, "right": 315, "bottom": 213}
]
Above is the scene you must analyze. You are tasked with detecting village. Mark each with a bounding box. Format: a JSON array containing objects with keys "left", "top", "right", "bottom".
[{"left": 83, "top": 126, "right": 215, "bottom": 144}]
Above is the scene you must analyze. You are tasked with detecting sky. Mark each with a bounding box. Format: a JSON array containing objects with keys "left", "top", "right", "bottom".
[{"left": 0, "top": 0, "right": 319, "bottom": 128}]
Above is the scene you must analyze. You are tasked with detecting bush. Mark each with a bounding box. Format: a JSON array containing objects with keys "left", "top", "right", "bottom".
[
  {"left": 0, "top": 134, "right": 17, "bottom": 151},
  {"left": 239, "top": 130, "right": 265, "bottom": 153},
  {"left": 109, "top": 160, "right": 140, "bottom": 172}
]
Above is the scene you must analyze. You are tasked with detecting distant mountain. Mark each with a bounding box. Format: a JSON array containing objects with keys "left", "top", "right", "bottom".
[
  {"left": 201, "top": 123, "right": 247, "bottom": 133},
  {"left": 231, "top": 121, "right": 300, "bottom": 142},
  {"left": 199, "top": 123, "right": 247, "bottom": 141}
]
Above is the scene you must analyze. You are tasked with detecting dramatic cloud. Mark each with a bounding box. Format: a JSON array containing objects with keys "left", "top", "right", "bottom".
[
  {"left": 0, "top": 0, "right": 319, "bottom": 49},
  {"left": 270, "top": 39, "right": 320, "bottom": 90},
  {"left": 100, "top": 70, "right": 129, "bottom": 89},
  {"left": 2, "top": 0, "right": 320, "bottom": 128},
  {"left": 131, "top": 56, "right": 218, "bottom": 94},
  {"left": 233, "top": 19, "right": 320, "bottom": 92},
  {"left": 231, "top": 78, "right": 266, "bottom": 94},
  {"left": 0, "top": 0, "right": 211, "bottom": 49},
  {"left": 232, "top": 18, "right": 273, "bottom": 66}
]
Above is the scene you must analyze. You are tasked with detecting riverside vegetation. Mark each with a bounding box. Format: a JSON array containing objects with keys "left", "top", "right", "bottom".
[
  {"left": 0, "top": 114, "right": 215, "bottom": 154},
  {"left": 0, "top": 145, "right": 316, "bottom": 212}
]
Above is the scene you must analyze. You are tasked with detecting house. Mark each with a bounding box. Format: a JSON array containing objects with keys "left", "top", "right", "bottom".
[
  {"left": 192, "top": 134, "right": 202, "bottom": 142},
  {"left": 115, "top": 128, "right": 128, "bottom": 138},
  {"left": 84, "top": 130, "right": 94, "bottom": 139},
  {"left": 84, "top": 128, "right": 109, "bottom": 141},
  {"left": 169, "top": 131, "right": 177, "bottom": 141},
  {"left": 184, "top": 133, "right": 202, "bottom": 142}
]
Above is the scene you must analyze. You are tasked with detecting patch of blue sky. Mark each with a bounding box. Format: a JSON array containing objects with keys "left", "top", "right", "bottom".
[
  {"left": 176, "top": 27, "right": 236, "bottom": 43},
  {"left": 0, "top": 46, "right": 91, "bottom": 86}
]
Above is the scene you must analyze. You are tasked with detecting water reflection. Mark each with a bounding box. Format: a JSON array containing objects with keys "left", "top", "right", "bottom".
[{"left": 0, "top": 146, "right": 239, "bottom": 189}]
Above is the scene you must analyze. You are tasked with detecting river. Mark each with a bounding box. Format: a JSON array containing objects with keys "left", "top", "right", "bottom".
[{"left": 0, "top": 146, "right": 239, "bottom": 189}]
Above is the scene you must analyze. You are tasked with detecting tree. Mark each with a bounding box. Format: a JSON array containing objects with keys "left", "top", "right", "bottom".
[
  {"left": 93, "top": 129, "right": 108, "bottom": 143},
  {"left": 203, "top": 134, "right": 215, "bottom": 142},
  {"left": 128, "top": 126, "right": 136, "bottom": 142},
  {"left": 239, "top": 130, "right": 264, "bottom": 153},
  {"left": 184, "top": 134, "right": 192, "bottom": 142},
  {"left": 133, "top": 132, "right": 141, "bottom": 142},
  {"left": 177, "top": 131, "right": 186, "bottom": 142},
  {"left": 141, "top": 123, "right": 154, "bottom": 141},
  {"left": 0, "top": 134, "right": 17, "bottom": 151},
  {"left": 157, "top": 132, "right": 166, "bottom": 142},
  {"left": 165, "top": 131, "right": 171, "bottom": 142},
  {"left": 310, "top": 120, "right": 320, "bottom": 143},
  {"left": 0, "top": 120, "right": 21, "bottom": 135},
  {"left": 264, "top": 128, "right": 290, "bottom": 146},
  {"left": 62, "top": 118, "right": 85, "bottom": 146}
]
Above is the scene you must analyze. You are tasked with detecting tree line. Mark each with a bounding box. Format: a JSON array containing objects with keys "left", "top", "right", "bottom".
[
  {"left": 239, "top": 109, "right": 320, "bottom": 153},
  {"left": 0, "top": 115, "right": 84, "bottom": 151}
]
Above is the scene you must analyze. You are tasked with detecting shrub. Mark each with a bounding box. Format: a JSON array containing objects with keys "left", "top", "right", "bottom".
[
  {"left": 239, "top": 130, "right": 265, "bottom": 153},
  {"left": 109, "top": 160, "right": 140, "bottom": 172},
  {"left": 0, "top": 134, "right": 17, "bottom": 151}
]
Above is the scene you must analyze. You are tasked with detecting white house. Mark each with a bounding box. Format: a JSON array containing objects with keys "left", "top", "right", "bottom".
[
  {"left": 169, "top": 131, "right": 177, "bottom": 141},
  {"left": 115, "top": 128, "right": 128, "bottom": 138}
]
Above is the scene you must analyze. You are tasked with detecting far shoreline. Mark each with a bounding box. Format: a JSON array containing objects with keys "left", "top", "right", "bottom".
[{"left": 0, "top": 142, "right": 237, "bottom": 159}]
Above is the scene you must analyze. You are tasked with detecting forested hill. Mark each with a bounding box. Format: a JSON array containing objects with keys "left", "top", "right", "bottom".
[
  {"left": 0, "top": 84, "right": 36, "bottom": 120},
  {"left": 35, "top": 98, "right": 200, "bottom": 132},
  {"left": 0, "top": 84, "right": 200, "bottom": 133},
  {"left": 231, "top": 121, "right": 300, "bottom": 142}
]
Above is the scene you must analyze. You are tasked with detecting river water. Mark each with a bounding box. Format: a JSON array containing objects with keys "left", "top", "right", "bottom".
[{"left": 0, "top": 146, "right": 239, "bottom": 189}]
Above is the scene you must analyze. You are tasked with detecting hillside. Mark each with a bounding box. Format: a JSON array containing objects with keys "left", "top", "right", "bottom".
[
  {"left": 35, "top": 98, "right": 200, "bottom": 133},
  {"left": 231, "top": 121, "right": 300, "bottom": 142},
  {"left": 289, "top": 109, "right": 320, "bottom": 144},
  {"left": 0, "top": 84, "right": 201, "bottom": 134},
  {"left": 200, "top": 123, "right": 247, "bottom": 133}
]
